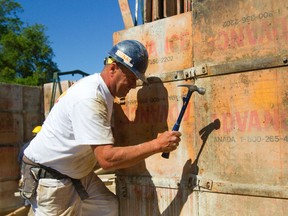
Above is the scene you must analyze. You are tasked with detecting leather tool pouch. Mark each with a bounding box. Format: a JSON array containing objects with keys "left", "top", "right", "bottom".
[{"left": 20, "top": 162, "right": 39, "bottom": 200}]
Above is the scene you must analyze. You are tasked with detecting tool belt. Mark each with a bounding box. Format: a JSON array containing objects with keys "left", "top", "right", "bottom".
[{"left": 22, "top": 155, "right": 89, "bottom": 200}]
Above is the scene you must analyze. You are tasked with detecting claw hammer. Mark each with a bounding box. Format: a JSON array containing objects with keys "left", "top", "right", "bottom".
[{"left": 162, "top": 84, "right": 206, "bottom": 159}]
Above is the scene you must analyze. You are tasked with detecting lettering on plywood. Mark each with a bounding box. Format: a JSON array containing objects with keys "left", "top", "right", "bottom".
[
  {"left": 212, "top": 109, "right": 288, "bottom": 144},
  {"left": 211, "top": 109, "right": 288, "bottom": 133},
  {"left": 121, "top": 96, "right": 288, "bottom": 144},
  {"left": 145, "top": 31, "right": 191, "bottom": 65},
  {"left": 208, "top": 11, "right": 287, "bottom": 50},
  {"left": 214, "top": 135, "right": 288, "bottom": 143}
]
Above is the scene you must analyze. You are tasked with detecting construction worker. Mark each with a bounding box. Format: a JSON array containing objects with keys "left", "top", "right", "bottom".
[{"left": 21, "top": 40, "right": 181, "bottom": 215}]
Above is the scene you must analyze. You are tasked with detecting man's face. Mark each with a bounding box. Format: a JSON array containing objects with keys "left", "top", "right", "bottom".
[{"left": 114, "top": 63, "right": 137, "bottom": 97}]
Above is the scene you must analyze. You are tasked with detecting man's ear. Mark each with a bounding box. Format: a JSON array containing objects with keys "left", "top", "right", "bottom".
[
  {"left": 110, "top": 62, "right": 119, "bottom": 76},
  {"left": 109, "top": 62, "right": 118, "bottom": 75}
]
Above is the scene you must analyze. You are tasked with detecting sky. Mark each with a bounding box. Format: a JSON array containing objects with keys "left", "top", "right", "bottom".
[{"left": 16, "top": 0, "right": 140, "bottom": 81}]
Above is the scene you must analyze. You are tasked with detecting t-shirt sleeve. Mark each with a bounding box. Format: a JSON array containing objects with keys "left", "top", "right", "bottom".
[{"left": 70, "top": 93, "right": 114, "bottom": 145}]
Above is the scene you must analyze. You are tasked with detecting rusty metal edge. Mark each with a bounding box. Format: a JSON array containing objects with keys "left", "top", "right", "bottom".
[
  {"left": 208, "top": 54, "right": 288, "bottom": 76},
  {"left": 116, "top": 175, "right": 288, "bottom": 200},
  {"left": 136, "top": 54, "right": 288, "bottom": 86}
]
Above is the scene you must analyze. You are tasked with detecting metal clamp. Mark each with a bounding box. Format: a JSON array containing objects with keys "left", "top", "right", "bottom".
[{"left": 188, "top": 174, "right": 213, "bottom": 190}]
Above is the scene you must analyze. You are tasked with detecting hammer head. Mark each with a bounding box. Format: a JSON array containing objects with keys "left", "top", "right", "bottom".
[{"left": 177, "top": 84, "right": 206, "bottom": 95}]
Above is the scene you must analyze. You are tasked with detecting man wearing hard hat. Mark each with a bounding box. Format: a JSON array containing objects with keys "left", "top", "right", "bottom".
[{"left": 20, "top": 40, "right": 181, "bottom": 215}]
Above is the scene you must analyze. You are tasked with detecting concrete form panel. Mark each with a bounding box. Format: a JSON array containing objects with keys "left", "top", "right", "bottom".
[
  {"left": 117, "top": 176, "right": 198, "bottom": 216},
  {"left": 114, "top": 78, "right": 202, "bottom": 178},
  {"left": 0, "top": 113, "right": 23, "bottom": 145},
  {"left": 0, "top": 85, "right": 23, "bottom": 111},
  {"left": 193, "top": 68, "right": 288, "bottom": 199},
  {"left": 0, "top": 180, "right": 24, "bottom": 215},
  {"left": 22, "top": 86, "right": 42, "bottom": 112},
  {"left": 0, "top": 84, "right": 43, "bottom": 214},
  {"left": 0, "top": 146, "right": 20, "bottom": 180},
  {"left": 113, "top": 1, "right": 288, "bottom": 213},
  {"left": 113, "top": 12, "right": 193, "bottom": 77},
  {"left": 193, "top": 0, "right": 288, "bottom": 66},
  {"left": 199, "top": 192, "right": 288, "bottom": 215}
]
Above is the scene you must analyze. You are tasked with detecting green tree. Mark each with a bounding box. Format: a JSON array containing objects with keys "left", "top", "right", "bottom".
[{"left": 0, "top": 0, "right": 59, "bottom": 86}]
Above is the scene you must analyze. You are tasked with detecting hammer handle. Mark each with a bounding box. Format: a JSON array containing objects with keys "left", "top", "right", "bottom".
[
  {"left": 161, "top": 91, "right": 192, "bottom": 159},
  {"left": 161, "top": 123, "right": 180, "bottom": 158}
]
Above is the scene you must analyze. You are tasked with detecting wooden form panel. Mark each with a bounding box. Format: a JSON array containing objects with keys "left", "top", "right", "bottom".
[
  {"left": 0, "top": 84, "right": 43, "bottom": 214},
  {"left": 194, "top": 68, "right": 288, "bottom": 198},
  {"left": 199, "top": 192, "right": 288, "bottom": 215},
  {"left": 0, "top": 146, "right": 20, "bottom": 180},
  {"left": 117, "top": 176, "right": 198, "bottom": 216},
  {"left": 0, "top": 113, "right": 22, "bottom": 145},
  {"left": 0, "top": 181, "right": 24, "bottom": 214},
  {"left": 0, "top": 85, "right": 23, "bottom": 111},
  {"left": 114, "top": 0, "right": 288, "bottom": 215},
  {"left": 193, "top": 0, "right": 288, "bottom": 67},
  {"left": 114, "top": 77, "right": 204, "bottom": 177},
  {"left": 113, "top": 12, "right": 193, "bottom": 77}
]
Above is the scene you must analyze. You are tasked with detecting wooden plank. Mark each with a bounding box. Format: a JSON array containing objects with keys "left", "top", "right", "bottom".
[
  {"left": 118, "top": 0, "right": 134, "bottom": 29},
  {"left": 164, "top": 0, "right": 177, "bottom": 18},
  {"left": 144, "top": 0, "right": 152, "bottom": 23},
  {"left": 177, "top": 0, "right": 184, "bottom": 14},
  {"left": 152, "top": 0, "right": 163, "bottom": 21},
  {"left": 0, "top": 83, "right": 43, "bottom": 215},
  {"left": 195, "top": 68, "right": 288, "bottom": 191}
]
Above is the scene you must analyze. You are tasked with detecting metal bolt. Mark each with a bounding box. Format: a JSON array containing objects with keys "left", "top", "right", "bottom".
[
  {"left": 283, "top": 57, "right": 288, "bottom": 64},
  {"left": 202, "top": 67, "right": 206, "bottom": 73}
]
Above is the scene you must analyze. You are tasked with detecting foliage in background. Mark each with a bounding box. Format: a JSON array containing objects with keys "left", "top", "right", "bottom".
[{"left": 0, "top": 0, "right": 59, "bottom": 86}]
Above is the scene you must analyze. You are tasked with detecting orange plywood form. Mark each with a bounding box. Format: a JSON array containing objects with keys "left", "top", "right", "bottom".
[
  {"left": 115, "top": 68, "right": 288, "bottom": 216},
  {"left": 114, "top": 78, "right": 198, "bottom": 177},
  {"left": 194, "top": 69, "right": 288, "bottom": 194},
  {"left": 113, "top": 0, "right": 288, "bottom": 215},
  {"left": 193, "top": 0, "right": 288, "bottom": 67},
  {"left": 113, "top": 12, "right": 193, "bottom": 77}
]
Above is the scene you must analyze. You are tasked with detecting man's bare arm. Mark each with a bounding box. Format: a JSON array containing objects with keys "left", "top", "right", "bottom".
[{"left": 91, "top": 131, "right": 181, "bottom": 170}]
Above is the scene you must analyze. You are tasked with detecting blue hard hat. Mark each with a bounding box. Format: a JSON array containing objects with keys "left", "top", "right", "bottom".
[{"left": 108, "top": 40, "right": 149, "bottom": 84}]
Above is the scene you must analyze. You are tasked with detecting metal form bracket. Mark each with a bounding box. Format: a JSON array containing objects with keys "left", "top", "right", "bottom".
[
  {"left": 137, "top": 64, "right": 208, "bottom": 86},
  {"left": 187, "top": 174, "right": 213, "bottom": 191}
]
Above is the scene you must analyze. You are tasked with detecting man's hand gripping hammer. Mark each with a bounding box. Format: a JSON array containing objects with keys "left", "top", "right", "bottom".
[{"left": 162, "top": 84, "right": 206, "bottom": 159}]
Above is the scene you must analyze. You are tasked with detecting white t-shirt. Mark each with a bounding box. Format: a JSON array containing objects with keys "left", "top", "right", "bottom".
[{"left": 24, "top": 73, "right": 114, "bottom": 179}]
